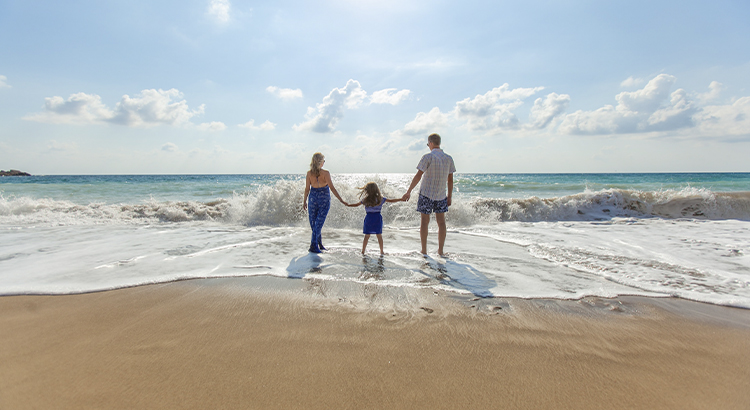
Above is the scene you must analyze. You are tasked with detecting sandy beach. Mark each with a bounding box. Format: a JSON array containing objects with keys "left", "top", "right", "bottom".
[{"left": 1, "top": 278, "right": 749, "bottom": 410}]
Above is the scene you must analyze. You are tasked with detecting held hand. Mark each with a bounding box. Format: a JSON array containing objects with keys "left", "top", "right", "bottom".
[{"left": 402, "top": 192, "right": 411, "bottom": 201}]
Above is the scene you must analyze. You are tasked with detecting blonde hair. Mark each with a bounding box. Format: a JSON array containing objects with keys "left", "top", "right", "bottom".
[
  {"left": 358, "top": 182, "right": 383, "bottom": 208},
  {"left": 310, "top": 153, "right": 324, "bottom": 176}
]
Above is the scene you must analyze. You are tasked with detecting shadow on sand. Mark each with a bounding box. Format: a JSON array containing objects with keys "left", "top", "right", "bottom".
[
  {"left": 285, "top": 253, "right": 326, "bottom": 279},
  {"left": 419, "top": 256, "right": 496, "bottom": 298}
]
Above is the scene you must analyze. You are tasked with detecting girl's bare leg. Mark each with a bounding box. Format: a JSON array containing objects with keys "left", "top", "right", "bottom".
[
  {"left": 362, "top": 234, "right": 370, "bottom": 254},
  {"left": 376, "top": 234, "right": 384, "bottom": 254}
]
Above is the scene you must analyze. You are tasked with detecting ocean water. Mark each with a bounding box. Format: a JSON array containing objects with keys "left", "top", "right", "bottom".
[{"left": 1, "top": 173, "right": 749, "bottom": 308}]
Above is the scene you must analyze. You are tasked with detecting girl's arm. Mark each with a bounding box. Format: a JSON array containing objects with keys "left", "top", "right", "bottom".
[
  {"left": 325, "top": 171, "right": 346, "bottom": 204},
  {"left": 303, "top": 172, "right": 311, "bottom": 211},
  {"left": 385, "top": 196, "right": 405, "bottom": 203},
  {"left": 344, "top": 201, "right": 362, "bottom": 207}
]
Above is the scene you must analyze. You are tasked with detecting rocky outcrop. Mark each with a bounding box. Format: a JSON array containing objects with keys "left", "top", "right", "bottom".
[{"left": 0, "top": 169, "right": 31, "bottom": 176}]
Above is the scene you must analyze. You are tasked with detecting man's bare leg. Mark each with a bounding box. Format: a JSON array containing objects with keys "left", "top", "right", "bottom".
[
  {"left": 435, "top": 212, "right": 447, "bottom": 256},
  {"left": 420, "top": 213, "right": 430, "bottom": 255}
]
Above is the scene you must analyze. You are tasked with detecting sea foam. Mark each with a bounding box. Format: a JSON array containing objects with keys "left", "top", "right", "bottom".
[{"left": 2, "top": 185, "right": 749, "bottom": 227}]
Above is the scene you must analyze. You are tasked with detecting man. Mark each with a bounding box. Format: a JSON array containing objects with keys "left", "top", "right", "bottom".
[{"left": 402, "top": 133, "right": 456, "bottom": 256}]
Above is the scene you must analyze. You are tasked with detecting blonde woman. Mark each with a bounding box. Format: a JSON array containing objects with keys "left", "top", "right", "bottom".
[{"left": 303, "top": 153, "right": 346, "bottom": 253}]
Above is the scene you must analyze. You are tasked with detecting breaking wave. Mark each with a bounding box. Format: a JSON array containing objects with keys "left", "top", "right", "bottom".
[{"left": 2, "top": 183, "right": 750, "bottom": 227}]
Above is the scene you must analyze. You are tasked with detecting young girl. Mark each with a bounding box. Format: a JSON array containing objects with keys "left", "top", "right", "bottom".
[{"left": 345, "top": 182, "right": 404, "bottom": 254}]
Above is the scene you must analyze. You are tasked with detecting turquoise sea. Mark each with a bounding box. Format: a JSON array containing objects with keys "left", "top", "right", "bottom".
[{"left": 2, "top": 172, "right": 750, "bottom": 203}]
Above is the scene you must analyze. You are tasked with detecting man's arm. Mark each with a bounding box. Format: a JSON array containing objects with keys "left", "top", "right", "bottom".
[
  {"left": 402, "top": 170, "right": 424, "bottom": 201},
  {"left": 447, "top": 173, "right": 453, "bottom": 206}
]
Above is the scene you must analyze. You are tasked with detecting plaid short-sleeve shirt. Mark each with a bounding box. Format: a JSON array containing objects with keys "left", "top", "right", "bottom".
[{"left": 417, "top": 148, "right": 456, "bottom": 200}]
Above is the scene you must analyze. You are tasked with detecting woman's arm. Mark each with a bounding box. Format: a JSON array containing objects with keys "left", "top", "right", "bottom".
[
  {"left": 324, "top": 170, "right": 346, "bottom": 204},
  {"left": 303, "top": 172, "right": 311, "bottom": 211}
]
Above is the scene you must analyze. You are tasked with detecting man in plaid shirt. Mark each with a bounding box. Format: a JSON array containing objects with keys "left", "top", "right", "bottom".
[{"left": 403, "top": 133, "right": 456, "bottom": 256}]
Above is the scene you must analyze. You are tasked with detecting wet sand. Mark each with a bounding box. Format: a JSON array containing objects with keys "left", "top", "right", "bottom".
[{"left": 1, "top": 278, "right": 749, "bottom": 410}]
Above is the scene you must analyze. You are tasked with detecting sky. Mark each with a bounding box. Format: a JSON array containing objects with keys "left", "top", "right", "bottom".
[{"left": 1, "top": 0, "right": 749, "bottom": 174}]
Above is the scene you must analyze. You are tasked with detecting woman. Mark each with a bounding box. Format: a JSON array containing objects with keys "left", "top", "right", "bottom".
[{"left": 303, "top": 153, "right": 346, "bottom": 253}]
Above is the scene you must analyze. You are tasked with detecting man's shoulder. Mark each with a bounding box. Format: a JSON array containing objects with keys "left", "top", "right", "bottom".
[{"left": 435, "top": 149, "right": 453, "bottom": 160}]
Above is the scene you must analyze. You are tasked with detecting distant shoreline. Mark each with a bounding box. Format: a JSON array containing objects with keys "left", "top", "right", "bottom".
[{"left": 0, "top": 170, "right": 31, "bottom": 177}]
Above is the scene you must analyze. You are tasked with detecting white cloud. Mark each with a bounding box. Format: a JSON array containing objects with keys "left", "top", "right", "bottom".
[
  {"left": 239, "top": 119, "right": 276, "bottom": 130},
  {"left": 370, "top": 88, "right": 411, "bottom": 105},
  {"left": 292, "top": 81, "right": 411, "bottom": 133},
  {"left": 293, "top": 79, "right": 367, "bottom": 133},
  {"left": 407, "top": 138, "right": 427, "bottom": 151},
  {"left": 616, "top": 74, "right": 676, "bottom": 113},
  {"left": 0, "top": 75, "right": 10, "bottom": 89},
  {"left": 560, "top": 74, "right": 696, "bottom": 135},
  {"left": 620, "top": 76, "right": 645, "bottom": 88},
  {"left": 161, "top": 143, "right": 179, "bottom": 152},
  {"left": 454, "top": 84, "right": 544, "bottom": 131},
  {"left": 457, "top": 100, "right": 524, "bottom": 131},
  {"left": 110, "top": 89, "right": 204, "bottom": 127},
  {"left": 196, "top": 121, "right": 227, "bottom": 131},
  {"left": 695, "top": 97, "right": 750, "bottom": 138},
  {"left": 402, "top": 107, "right": 449, "bottom": 135},
  {"left": 24, "top": 92, "right": 114, "bottom": 124},
  {"left": 698, "top": 81, "right": 724, "bottom": 103},
  {"left": 207, "top": 0, "right": 231, "bottom": 23},
  {"left": 24, "top": 89, "right": 209, "bottom": 128},
  {"left": 266, "top": 86, "right": 303, "bottom": 101},
  {"left": 646, "top": 89, "right": 696, "bottom": 131},
  {"left": 528, "top": 92, "right": 571, "bottom": 129}
]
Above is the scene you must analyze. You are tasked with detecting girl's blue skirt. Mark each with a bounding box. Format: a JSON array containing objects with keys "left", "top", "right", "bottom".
[{"left": 363, "top": 213, "right": 383, "bottom": 235}]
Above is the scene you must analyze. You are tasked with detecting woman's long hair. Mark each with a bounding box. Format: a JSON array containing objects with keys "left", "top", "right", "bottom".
[
  {"left": 358, "top": 182, "right": 382, "bottom": 207},
  {"left": 310, "top": 153, "right": 324, "bottom": 177}
]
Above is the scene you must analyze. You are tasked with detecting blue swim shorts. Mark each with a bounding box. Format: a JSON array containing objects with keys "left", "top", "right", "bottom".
[{"left": 416, "top": 194, "right": 448, "bottom": 214}]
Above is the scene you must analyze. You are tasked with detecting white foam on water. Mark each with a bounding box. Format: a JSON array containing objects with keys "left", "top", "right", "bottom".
[
  {"left": 1, "top": 180, "right": 749, "bottom": 308},
  {"left": 4, "top": 217, "right": 747, "bottom": 308}
]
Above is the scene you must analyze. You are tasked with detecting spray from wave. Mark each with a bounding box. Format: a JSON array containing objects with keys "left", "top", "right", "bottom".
[
  {"left": 2, "top": 183, "right": 750, "bottom": 227},
  {"left": 470, "top": 188, "right": 750, "bottom": 222}
]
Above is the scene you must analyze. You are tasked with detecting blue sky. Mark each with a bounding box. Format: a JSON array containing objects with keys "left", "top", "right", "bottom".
[{"left": 1, "top": 0, "right": 749, "bottom": 174}]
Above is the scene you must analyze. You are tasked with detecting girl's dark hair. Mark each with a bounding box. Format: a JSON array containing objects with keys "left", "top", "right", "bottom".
[{"left": 358, "top": 182, "right": 382, "bottom": 207}]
